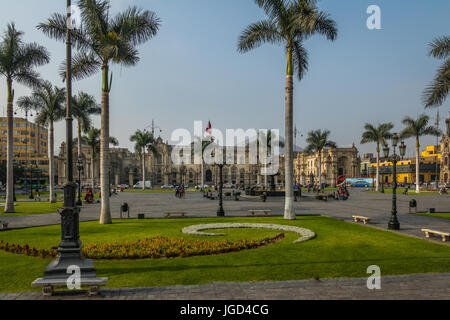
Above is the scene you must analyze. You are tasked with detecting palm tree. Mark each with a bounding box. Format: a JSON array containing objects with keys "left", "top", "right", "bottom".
[
  {"left": 401, "top": 114, "right": 441, "bottom": 193},
  {"left": 423, "top": 35, "right": 450, "bottom": 108},
  {"left": 38, "top": 0, "right": 161, "bottom": 224},
  {"left": 130, "top": 130, "right": 156, "bottom": 190},
  {"left": 80, "top": 128, "right": 118, "bottom": 192},
  {"left": 238, "top": 0, "right": 337, "bottom": 220},
  {"left": 72, "top": 92, "right": 101, "bottom": 158},
  {"left": 305, "top": 129, "right": 336, "bottom": 190},
  {"left": 361, "top": 123, "right": 394, "bottom": 192},
  {"left": 0, "top": 23, "right": 50, "bottom": 212},
  {"left": 18, "top": 81, "right": 65, "bottom": 203}
]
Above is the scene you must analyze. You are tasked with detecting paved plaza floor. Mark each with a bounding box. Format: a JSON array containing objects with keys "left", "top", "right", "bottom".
[
  {"left": 1, "top": 273, "right": 450, "bottom": 300},
  {"left": 1, "top": 189, "right": 450, "bottom": 300}
]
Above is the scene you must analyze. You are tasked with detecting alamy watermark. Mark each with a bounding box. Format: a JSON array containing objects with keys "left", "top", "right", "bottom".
[
  {"left": 367, "top": 5, "right": 381, "bottom": 30},
  {"left": 67, "top": 265, "right": 81, "bottom": 290},
  {"left": 170, "top": 121, "right": 280, "bottom": 175},
  {"left": 367, "top": 265, "right": 381, "bottom": 290}
]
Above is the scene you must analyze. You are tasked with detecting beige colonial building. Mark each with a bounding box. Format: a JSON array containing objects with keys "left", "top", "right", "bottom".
[
  {"left": 55, "top": 137, "right": 287, "bottom": 188},
  {"left": 294, "top": 144, "right": 360, "bottom": 186},
  {"left": 440, "top": 118, "right": 450, "bottom": 185}
]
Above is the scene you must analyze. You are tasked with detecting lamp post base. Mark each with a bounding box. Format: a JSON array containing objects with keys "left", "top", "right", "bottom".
[
  {"left": 217, "top": 208, "right": 225, "bottom": 217},
  {"left": 388, "top": 218, "right": 400, "bottom": 230}
]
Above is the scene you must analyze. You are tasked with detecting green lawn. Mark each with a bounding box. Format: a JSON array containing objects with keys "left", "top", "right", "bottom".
[
  {"left": 416, "top": 213, "right": 450, "bottom": 221},
  {"left": 366, "top": 188, "right": 441, "bottom": 195},
  {"left": 0, "top": 202, "right": 63, "bottom": 216},
  {"left": 0, "top": 216, "right": 449, "bottom": 293}
]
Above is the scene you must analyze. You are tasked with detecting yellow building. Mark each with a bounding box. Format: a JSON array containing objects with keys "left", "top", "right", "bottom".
[
  {"left": 0, "top": 117, "right": 50, "bottom": 184},
  {"left": 369, "top": 146, "right": 440, "bottom": 184}
]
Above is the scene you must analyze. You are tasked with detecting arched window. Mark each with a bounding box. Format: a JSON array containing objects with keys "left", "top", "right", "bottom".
[{"left": 205, "top": 170, "right": 212, "bottom": 182}]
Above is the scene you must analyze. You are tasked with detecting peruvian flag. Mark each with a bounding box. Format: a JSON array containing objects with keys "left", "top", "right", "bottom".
[{"left": 206, "top": 121, "right": 212, "bottom": 135}]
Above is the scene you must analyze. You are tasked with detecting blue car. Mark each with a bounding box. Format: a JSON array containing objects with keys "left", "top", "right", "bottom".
[{"left": 350, "top": 181, "right": 370, "bottom": 188}]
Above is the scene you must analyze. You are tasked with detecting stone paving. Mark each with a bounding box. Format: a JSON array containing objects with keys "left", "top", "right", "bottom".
[
  {"left": 2, "top": 189, "right": 450, "bottom": 243},
  {"left": 1, "top": 189, "right": 450, "bottom": 300},
  {"left": 1, "top": 273, "right": 450, "bottom": 300}
]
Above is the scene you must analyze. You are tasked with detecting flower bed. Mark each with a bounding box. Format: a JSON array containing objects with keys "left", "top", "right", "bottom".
[{"left": 0, "top": 234, "right": 284, "bottom": 260}]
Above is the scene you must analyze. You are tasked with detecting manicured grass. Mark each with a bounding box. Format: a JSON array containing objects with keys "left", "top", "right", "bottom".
[
  {"left": 416, "top": 213, "right": 450, "bottom": 221},
  {"left": 0, "top": 216, "right": 450, "bottom": 293},
  {"left": 0, "top": 202, "right": 63, "bottom": 216},
  {"left": 366, "top": 188, "right": 440, "bottom": 195}
]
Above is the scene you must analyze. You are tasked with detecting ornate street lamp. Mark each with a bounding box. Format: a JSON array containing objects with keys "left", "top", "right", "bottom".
[
  {"left": 217, "top": 163, "right": 225, "bottom": 217},
  {"left": 76, "top": 156, "right": 84, "bottom": 206},
  {"left": 33, "top": 0, "right": 106, "bottom": 295},
  {"left": 383, "top": 133, "right": 406, "bottom": 231}
]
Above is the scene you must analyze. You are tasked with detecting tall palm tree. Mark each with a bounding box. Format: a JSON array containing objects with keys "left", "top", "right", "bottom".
[
  {"left": 401, "top": 114, "right": 441, "bottom": 193},
  {"left": 238, "top": 0, "right": 337, "bottom": 220},
  {"left": 38, "top": 0, "right": 161, "bottom": 224},
  {"left": 305, "top": 129, "right": 336, "bottom": 190},
  {"left": 423, "top": 35, "right": 450, "bottom": 108},
  {"left": 361, "top": 123, "right": 394, "bottom": 192},
  {"left": 72, "top": 92, "right": 101, "bottom": 158},
  {"left": 130, "top": 129, "right": 156, "bottom": 190},
  {"left": 18, "top": 81, "right": 65, "bottom": 203},
  {"left": 0, "top": 23, "right": 50, "bottom": 212},
  {"left": 80, "top": 127, "right": 118, "bottom": 192}
]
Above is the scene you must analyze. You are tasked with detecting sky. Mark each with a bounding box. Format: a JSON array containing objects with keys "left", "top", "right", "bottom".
[{"left": 0, "top": 0, "right": 449, "bottom": 159}]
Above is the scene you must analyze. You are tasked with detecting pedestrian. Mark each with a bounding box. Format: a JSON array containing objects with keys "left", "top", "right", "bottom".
[
  {"left": 182, "top": 186, "right": 185, "bottom": 199},
  {"left": 36, "top": 193, "right": 41, "bottom": 202}
]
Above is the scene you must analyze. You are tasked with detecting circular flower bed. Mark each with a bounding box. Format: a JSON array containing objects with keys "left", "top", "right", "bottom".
[
  {"left": 0, "top": 234, "right": 285, "bottom": 260},
  {"left": 182, "top": 223, "right": 316, "bottom": 243}
]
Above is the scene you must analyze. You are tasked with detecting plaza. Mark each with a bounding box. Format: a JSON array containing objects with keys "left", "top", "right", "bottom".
[{"left": 0, "top": 0, "right": 449, "bottom": 307}]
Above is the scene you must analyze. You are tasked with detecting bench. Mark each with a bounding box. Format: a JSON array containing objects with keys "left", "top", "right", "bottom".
[
  {"left": 421, "top": 229, "right": 449, "bottom": 242},
  {"left": 248, "top": 210, "right": 272, "bottom": 216},
  {"left": 352, "top": 215, "right": 371, "bottom": 225},
  {"left": 165, "top": 212, "right": 186, "bottom": 218},
  {"left": 0, "top": 221, "right": 8, "bottom": 230},
  {"left": 31, "top": 277, "right": 108, "bottom": 297}
]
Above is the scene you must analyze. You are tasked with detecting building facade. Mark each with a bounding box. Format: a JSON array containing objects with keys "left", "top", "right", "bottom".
[
  {"left": 0, "top": 117, "right": 49, "bottom": 185},
  {"left": 440, "top": 118, "right": 450, "bottom": 185},
  {"left": 55, "top": 137, "right": 287, "bottom": 188},
  {"left": 294, "top": 145, "right": 361, "bottom": 186}
]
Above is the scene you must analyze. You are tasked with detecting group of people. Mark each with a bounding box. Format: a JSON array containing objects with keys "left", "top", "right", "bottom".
[
  {"left": 175, "top": 185, "right": 186, "bottom": 199},
  {"left": 335, "top": 186, "right": 350, "bottom": 200}
]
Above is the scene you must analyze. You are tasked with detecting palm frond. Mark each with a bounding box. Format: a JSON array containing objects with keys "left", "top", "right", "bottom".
[
  {"left": 291, "top": 40, "right": 308, "bottom": 80},
  {"left": 422, "top": 59, "right": 450, "bottom": 108},
  {"left": 111, "top": 6, "right": 161, "bottom": 46},
  {"left": 238, "top": 19, "right": 282, "bottom": 53},
  {"left": 428, "top": 35, "right": 450, "bottom": 59},
  {"left": 59, "top": 51, "right": 102, "bottom": 81}
]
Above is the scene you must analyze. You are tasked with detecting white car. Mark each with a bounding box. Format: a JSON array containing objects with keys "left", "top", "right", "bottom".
[{"left": 161, "top": 184, "right": 175, "bottom": 189}]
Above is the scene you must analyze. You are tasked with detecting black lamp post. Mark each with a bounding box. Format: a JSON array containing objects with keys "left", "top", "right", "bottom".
[
  {"left": 217, "top": 163, "right": 225, "bottom": 217},
  {"left": 383, "top": 133, "right": 406, "bottom": 231},
  {"left": 32, "top": 0, "right": 104, "bottom": 295},
  {"left": 76, "top": 156, "right": 84, "bottom": 206}
]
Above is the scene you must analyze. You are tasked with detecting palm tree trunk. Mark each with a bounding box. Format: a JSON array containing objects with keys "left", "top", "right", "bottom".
[
  {"left": 91, "top": 148, "right": 95, "bottom": 191},
  {"left": 4, "top": 78, "right": 14, "bottom": 213},
  {"left": 142, "top": 148, "right": 146, "bottom": 190},
  {"left": 100, "top": 65, "right": 112, "bottom": 224},
  {"left": 49, "top": 121, "right": 56, "bottom": 203},
  {"left": 284, "top": 45, "right": 295, "bottom": 220},
  {"left": 376, "top": 144, "right": 380, "bottom": 192},
  {"left": 318, "top": 150, "right": 322, "bottom": 190},
  {"left": 416, "top": 139, "right": 420, "bottom": 193},
  {"left": 77, "top": 119, "right": 82, "bottom": 158}
]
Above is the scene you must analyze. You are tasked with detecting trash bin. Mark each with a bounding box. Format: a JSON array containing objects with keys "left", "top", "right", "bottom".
[
  {"left": 138, "top": 213, "right": 145, "bottom": 220},
  {"left": 409, "top": 199, "right": 417, "bottom": 214}
]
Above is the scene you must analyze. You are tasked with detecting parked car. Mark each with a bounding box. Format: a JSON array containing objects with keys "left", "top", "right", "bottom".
[
  {"left": 161, "top": 184, "right": 175, "bottom": 189},
  {"left": 350, "top": 180, "right": 370, "bottom": 188},
  {"left": 133, "top": 181, "right": 152, "bottom": 189}
]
